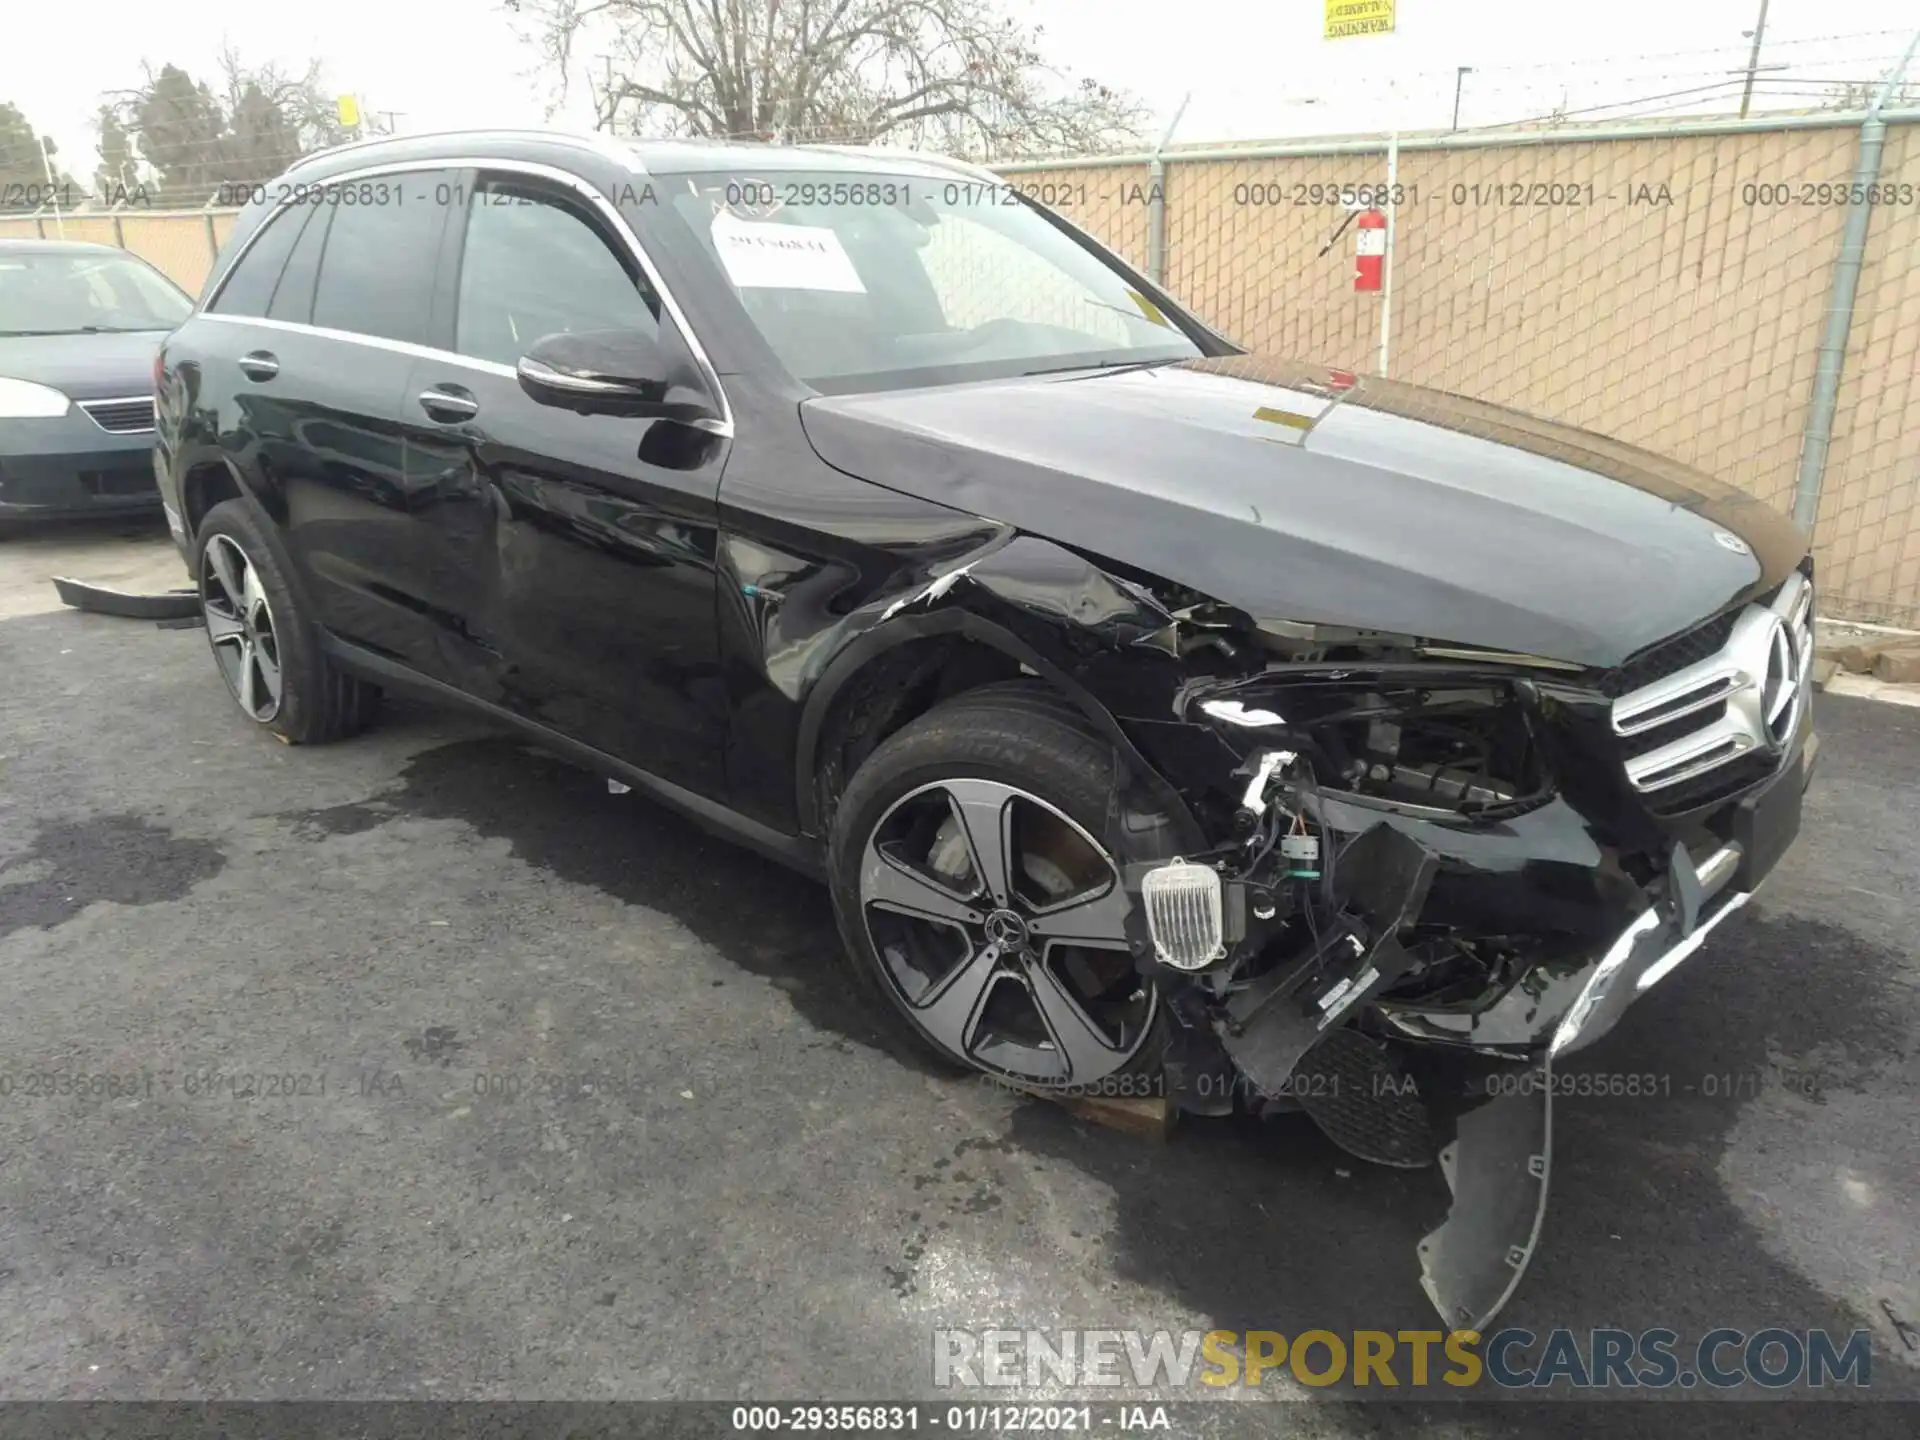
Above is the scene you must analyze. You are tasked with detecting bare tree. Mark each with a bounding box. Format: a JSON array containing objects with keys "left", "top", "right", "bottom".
[
  {"left": 505, "top": 0, "right": 1147, "bottom": 159},
  {"left": 100, "top": 50, "right": 374, "bottom": 203},
  {"left": 213, "top": 46, "right": 363, "bottom": 162}
]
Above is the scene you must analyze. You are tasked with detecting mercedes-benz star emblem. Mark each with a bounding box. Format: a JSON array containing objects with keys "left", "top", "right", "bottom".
[
  {"left": 1759, "top": 614, "right": 1802, "bottom": 746},
  {"left": 983, "top": 909, "right": 1031, "bottom": 952},
  {"left": 1713, "top": 530, "right": 1753, "bottom": 556}
]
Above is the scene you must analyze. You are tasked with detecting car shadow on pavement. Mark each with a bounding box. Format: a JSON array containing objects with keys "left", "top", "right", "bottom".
[
  {"left": 1004, "top": 902, "right": 1919, "bottom": 1408},
  {"left": 282, "top": 725, "right": 1919, "bottom": 1414},
  {"left": 278, "top": 731, "right": 922, "bottom": 1068}
]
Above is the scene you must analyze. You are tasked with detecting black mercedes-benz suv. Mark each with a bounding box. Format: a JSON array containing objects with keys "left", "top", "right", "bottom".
[{"left": 154, "top": 129, "right": 1818, "bottom": 1330}]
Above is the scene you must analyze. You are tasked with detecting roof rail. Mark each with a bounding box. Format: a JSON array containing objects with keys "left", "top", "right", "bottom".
[
  {"left": 282, "top": 129, "right": 999, "bottom": 182},
  {"left": 816, "top": 143, "right": 1000, "bottom": 182},
  {"left": 286, "top": 127, "right": 651, "bottom": 175}
]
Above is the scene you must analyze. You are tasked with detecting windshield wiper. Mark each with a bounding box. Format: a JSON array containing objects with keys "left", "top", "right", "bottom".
[{"left": 1019, "top": 357, "right": 1184, "bottom": 379}]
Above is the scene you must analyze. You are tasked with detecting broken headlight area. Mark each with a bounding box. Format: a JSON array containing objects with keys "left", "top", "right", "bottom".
[
  {"left": 1123, "top": 670, "right": 1573, "bottom": 1084},
  {"left": 1115, "top": 671, "right": 1634, "bottom": 1334},
  {"left": 1188, "top": 670, "right": 1558, "bottom": 821},
  {"left": 1117, "top": 647, "right": 1809, "bottom": 1332}
]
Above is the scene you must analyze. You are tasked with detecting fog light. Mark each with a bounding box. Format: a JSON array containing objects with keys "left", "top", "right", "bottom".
[{"left": 1141, "top": 859, "right": 1226, "bottom": 971}]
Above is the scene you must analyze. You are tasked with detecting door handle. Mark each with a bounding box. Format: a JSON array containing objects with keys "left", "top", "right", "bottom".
[
  {"left": 417, "top": 388, "right": 479, "bottom": 422},
  {"left": 238, "top": 351, "right": 279, "bottom": 381}
]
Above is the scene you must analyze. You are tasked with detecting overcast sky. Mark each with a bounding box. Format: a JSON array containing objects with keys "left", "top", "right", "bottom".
[{"left": 7, "top": 0, "right": 1917, "bottom": 180}]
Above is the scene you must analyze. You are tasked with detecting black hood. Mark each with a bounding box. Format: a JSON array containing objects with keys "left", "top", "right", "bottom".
[
  {"left": 0, "top": 330, "right": 164, "bottom": 402},
  {"left": 799, "top": 356, "right": 1808, "bottom": 670}
]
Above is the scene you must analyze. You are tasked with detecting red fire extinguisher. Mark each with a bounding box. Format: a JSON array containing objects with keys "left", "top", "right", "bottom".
[{"left": 1354, "top": 208, "right": 1386, "bottom": 292}]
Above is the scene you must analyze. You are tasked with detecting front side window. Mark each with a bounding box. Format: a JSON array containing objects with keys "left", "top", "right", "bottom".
[
  {"left": 0, "top": 249, "right": 192, "bottom": 336},
  {"left": 309, "top": 174, "right": 451, "bottom": 346},
  {"left": 454, "top": 181, "right": 659, "bottom": 369},
  {"left": 659, "top": 170, "right": 1202, "bottom": 392}
]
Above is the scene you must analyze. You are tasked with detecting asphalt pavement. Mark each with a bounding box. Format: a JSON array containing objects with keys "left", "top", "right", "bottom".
[{"left": 0, "top": 552, "right": 1916, "bottom": 1433}]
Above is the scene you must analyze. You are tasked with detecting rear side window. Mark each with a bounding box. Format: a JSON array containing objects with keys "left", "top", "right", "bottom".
[
  {"left": 310, "top": 175, "right": 451, "bottom": 345},
  {"left": 454, "top": 181, "right": 659, "bottom": 369},
  {"left": 208, "top": 205, "right": 313, "bottom": 316}
]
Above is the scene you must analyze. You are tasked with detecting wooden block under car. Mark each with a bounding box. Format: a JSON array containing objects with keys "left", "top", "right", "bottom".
[{"left": 1055, "top": 1092, "right": 1175, "bottom": 1140}]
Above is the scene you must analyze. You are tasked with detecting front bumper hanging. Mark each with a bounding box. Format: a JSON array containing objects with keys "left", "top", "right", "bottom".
[
  {"left": 1135, "top": 712, "right": 1819, "bottom": 1334},
  {"left": 1416, "top": 728, "right": 1818, "bottom": 1332}
]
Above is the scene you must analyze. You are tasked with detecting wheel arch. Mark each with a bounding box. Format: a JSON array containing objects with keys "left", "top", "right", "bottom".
[
  {"left": 794, "top": 607, "right": 1202, "bottom": 847},
  {"left": 180, "top": 457, "right": 245, "bottom": 541},
  {"left": 181, "top": 457, "right": 327, "bottom": 635}
]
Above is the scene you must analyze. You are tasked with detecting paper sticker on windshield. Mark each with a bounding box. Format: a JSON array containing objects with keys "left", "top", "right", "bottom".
[{"left": 711, "top": 214, "right": 865, "bottom": 293}]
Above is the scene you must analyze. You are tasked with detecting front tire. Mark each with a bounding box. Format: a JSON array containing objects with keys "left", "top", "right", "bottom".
[
  {"left": 828, "top": 683, "right": 1182, "bottom": 1090},
  {"left": 195, "top": 498, "right": 378, "bottom": 744}
]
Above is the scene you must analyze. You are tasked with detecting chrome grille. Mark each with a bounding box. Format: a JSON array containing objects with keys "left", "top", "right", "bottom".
[
  {"left": 1611, "top": 572, "right": 1812, "bottom": 810},
  {"left": 77, "top": 397, "right": 157, "bottom": 434},
  {"left": 1598, "top": 607, "right": 1741, "bottom": 699}
]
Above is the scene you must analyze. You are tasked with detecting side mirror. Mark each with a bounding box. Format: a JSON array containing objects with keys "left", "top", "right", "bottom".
[{"left": 516, "top": 329, "right": 715, "bottom": 423}]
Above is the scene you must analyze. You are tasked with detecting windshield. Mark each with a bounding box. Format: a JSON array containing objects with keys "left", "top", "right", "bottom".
[
  {"left": 0, "top": 250, "right": 193, "bottom": 336},
  {"left": 660, "top": 170, "right": 1204, "bottom": 393}
]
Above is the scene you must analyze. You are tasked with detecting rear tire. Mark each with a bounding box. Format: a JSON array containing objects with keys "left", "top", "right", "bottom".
[
  {"left": 194, "top": 498, "right": 378, "bottom": 744},
  {"left": 827, "top": 682, "right": 1184, "bottom": 1091}
]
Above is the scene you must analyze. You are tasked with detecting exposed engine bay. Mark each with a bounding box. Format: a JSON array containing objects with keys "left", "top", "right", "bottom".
[
  {"left": 802, "top": 531, "right": 1816, "bottom": 1334},
  {"left": 1082, "top": 588, "right": 1819, "bottom": 1332}
]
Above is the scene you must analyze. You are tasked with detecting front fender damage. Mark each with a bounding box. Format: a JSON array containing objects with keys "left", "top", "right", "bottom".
[
  {"left": 857, "top": 535, "right": 1612, "bottom": 1335},
  {"left": 1113, "top": 658, "right": 1638, "bottom": 1335}
]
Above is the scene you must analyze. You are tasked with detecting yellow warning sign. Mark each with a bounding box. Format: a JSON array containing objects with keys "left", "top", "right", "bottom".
[{"left": 1325, "top": 0, "right": 1395, "bottom": 38}]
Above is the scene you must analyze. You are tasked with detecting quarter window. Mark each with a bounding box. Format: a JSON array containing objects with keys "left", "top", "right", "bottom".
[
  {"left": 310, "top": 176, "right": 450, "bottom": 346},
  {"left": 268, "top": 203, "right": 333, "bottom": 325},
  {"left": 208, "top": 205, "right": 313, "bottom": 317},
  {"left": 454, "top": 182, "right": 659, "bottom": 369}
]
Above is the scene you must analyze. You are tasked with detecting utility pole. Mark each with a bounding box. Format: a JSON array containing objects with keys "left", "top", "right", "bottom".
[
  {"left": 1739, "top": 0, "right": 1772, "bottom": 119},
  {"left": 37, "top": 134, "right": 65, "bottom": 237},
  {"left": 1791, "top": 23, "right": 1920, "bottom": 529},
  {"left": 1452, "top": 66, "right": 1473, "bottom": 130}
]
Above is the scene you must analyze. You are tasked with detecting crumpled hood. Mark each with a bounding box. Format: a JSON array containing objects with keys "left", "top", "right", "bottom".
[
  {"left": 799, "top": 356, "right": 1808, "bottom": 670},
  {"left": 0, "top": 330, "right": 164, "bottom": 402}
]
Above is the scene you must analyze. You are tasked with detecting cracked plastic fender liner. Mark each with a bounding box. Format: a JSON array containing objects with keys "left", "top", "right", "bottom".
[{"left": 1418, "top": 1057, "right": 1552, "bottom": 1333}]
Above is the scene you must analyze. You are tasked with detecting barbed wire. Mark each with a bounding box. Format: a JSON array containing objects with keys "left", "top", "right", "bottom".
[{"left": 4, "top": 34, "right": 1915, "bottom": 210}]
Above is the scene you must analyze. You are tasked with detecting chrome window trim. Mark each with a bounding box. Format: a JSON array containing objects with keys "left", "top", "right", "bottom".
[
  {"left": 195, "top": 316, "right": 735, "bottom": 440},
  {"left": 76, "top": 395, "right": 159, "bottom": 435},
  {"left": 198, "top": 155, "right": 733, "bottom": 433},
  {"left": 196, "top": 312, "right": 519, "bottom": 378}
]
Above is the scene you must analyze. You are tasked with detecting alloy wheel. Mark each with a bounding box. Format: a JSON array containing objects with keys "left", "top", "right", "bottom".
[
  {"left": 200, "top": 534, "right": 283, "bottom": 723},
  {"left": 858, "top": 779, "right": 1153, "bottom": 1087}
]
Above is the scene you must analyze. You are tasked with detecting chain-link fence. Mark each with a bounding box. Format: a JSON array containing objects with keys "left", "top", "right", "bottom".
[
  {"left": 0, "top": 208, "right": 240, "bottom": 295},
  {"left": 1004, "top": 113, "right": 1920, "bottom": 628},
  {"left": 6, "top": 111, "right": 1915, "bottom": 625}
]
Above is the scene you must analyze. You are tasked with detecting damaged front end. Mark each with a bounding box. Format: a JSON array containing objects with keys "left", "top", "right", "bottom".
[{"left": 1103, "top": 599, "right": 1818, "bottom": 1332}]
